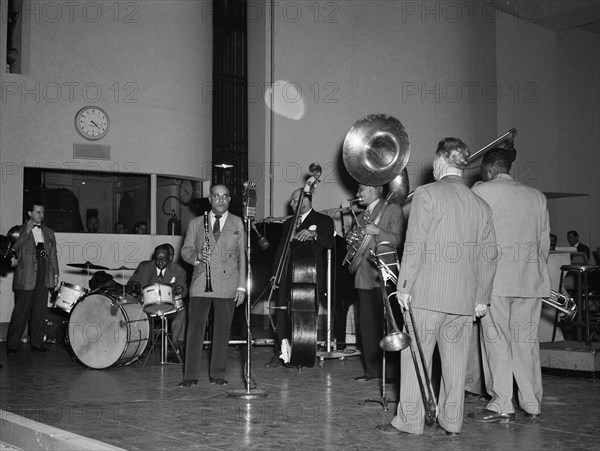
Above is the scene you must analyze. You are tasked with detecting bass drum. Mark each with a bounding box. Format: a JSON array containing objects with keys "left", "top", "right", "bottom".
[{"left": 67, "top": 293, "right": 150, "bottom": 369}]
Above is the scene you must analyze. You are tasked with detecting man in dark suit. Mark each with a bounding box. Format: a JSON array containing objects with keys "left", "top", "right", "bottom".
[
  {"left": 567, "top": 230, "right": 590, "bottom": 261},
  {"left": 378, "top": 138, "right": 497, "bottom": 436},
  {"left": 349, "top": 184, "right": 404, "bottom": 381},
  {"left": 178, "top": 184, "right": 246, "bottom": 388},
  {"left": 8, "top": 201, "right": 59, "bottom": 354},
  {"left": 265, "top": 188, "right": 335, "bottom": 367},
  {"left": 126, "top": 244, "right": 188, "bottom": 359}
]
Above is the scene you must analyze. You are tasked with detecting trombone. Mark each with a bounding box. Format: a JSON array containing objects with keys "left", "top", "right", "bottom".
[{"left": 370, "top": 242, "right": 439, "bottom": 426}]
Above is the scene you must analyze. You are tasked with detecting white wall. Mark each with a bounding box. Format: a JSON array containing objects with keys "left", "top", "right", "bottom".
[
  {"left": 0, "top": 0, "right": 213, "bottom": 324},
  {"left": 254, "top": 0, "right": 497, "bottom": 227},
  {"left": 496, "top": 17, "right": 600, "bottom": 256}
]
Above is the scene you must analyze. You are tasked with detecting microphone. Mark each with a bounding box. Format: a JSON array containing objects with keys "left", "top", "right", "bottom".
[
  {"left": 251, "top": 223, "right": 270, "bottom": 250},
  {"left": 243, "top": 181, "right": 257, "bottom": 219}
]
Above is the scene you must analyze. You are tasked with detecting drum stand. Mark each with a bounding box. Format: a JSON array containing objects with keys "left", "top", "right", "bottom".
[
  {"left": 228, "top": 214, "right": 269, "bottom": 400},
  {"left": 141, "top": 312, "right": 182, "bottom": 366}
]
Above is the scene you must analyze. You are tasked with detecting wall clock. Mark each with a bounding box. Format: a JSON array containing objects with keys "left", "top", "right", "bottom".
[{"left": 74, "top": 106, "right": 110, "bottom": 141}]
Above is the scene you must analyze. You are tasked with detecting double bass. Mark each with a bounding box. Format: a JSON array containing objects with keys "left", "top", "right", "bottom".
[{"left": 268, "top": 163, "right": 322, "bottom": 368}]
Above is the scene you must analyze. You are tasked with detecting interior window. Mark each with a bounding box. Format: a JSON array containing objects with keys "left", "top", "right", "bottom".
[{"left": 23, "top": 168, "right": 150, "bottom": 234}]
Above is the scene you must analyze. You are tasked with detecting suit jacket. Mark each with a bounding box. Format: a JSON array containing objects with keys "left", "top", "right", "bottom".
[
  {"left": 577, "top": 243, "right": 590, "bottom": 260},
  {"left": 126, "top": 260, "right": 188, "bottom": 298},
  {"left": 353, "top": 201, "right": 405, "bottom": 289},
  {"left": 12, "top": 224, "right": 59, "bottom": 290},
  {"left": 273, "top": 209, "right": 335, "bottom": 295},
  {"left": 397, "top": 175, "right": 497, "bottom": 315},
  {"left": 181, "top": 212, "right": 246, "bottom": 298},
  {"left": 472, "top": 173, "right": 551, "bottom": 298}
]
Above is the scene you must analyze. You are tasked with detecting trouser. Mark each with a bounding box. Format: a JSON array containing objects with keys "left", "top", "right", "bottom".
[
  {"left": 465, "top": 319, "right": 484, "bottom": 395},
  {"left": 170, "top": 308, "right": 187, "bottom": 347},
  {"left": 184, "top": 296, "right": 235, "bottom": 380},
  {"left": 357, "top": 288, "right": 384, "bottom": 378},
  {"left": 480, "top": 296, "right": 543, "bottom": 415},
  {"left": 8, "top": 263, "right": 48, "bottom": 350},
  {"left": 392, "top": 309, "right": 472, "bottom": 435}
]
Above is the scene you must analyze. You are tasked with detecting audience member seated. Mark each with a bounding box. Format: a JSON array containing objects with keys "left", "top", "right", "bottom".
[
  {"left": 567, "top": 230, "right": 590, "bottom": 260},
  {"left": 86, "top": 216, "right": 100, "bottom": 233}
]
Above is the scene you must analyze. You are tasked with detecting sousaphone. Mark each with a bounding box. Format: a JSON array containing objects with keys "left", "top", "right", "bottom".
[{"left": 342, "top": 114, "right": 411, "bottom": 273}]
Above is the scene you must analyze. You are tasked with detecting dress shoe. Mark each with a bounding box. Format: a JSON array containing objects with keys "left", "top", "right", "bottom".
[
  {"left": 434, "top": 426, "right": 460, "bottom": 436},
  {"left": 375, "top": 424, "right": 403, "bottom": 435},
  {"left": 178, "top": 379, "right": 198, "bottom": 388},
  {"left": 31, "top": 346, "right": 49, "bottom": 353},
  {"left": 167, "top": 350, "right": 184, "bottom": 364},
  {"left": 523, "top": 412, "right": 540, "bottom": 420},
  {"left": 354, "top": 375, "right": 377, "bottom": 382},
  {"left": 469, "top": 409, "right": 515, "bottom": 423},
  {"left": 264, "top": 357, "right": 283, "bottom": 368},
  {"left": 209, "top": 378, "right": 228, "bottom": 386}
]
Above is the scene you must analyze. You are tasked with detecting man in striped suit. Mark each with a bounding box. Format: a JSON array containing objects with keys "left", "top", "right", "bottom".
[
  {"left": 377, "top": 138, "right": 498, "bottom": 436},
  {"left": 470, "top": 147, "right": 550, "bottom": 422}
]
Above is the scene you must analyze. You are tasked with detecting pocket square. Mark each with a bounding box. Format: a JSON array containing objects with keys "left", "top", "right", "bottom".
[
  {"left": 309, "top": 225, "right": 317, "bottom": 231},
  {"left": 170, "top": 277, "right": 176, "bottom": 283}
]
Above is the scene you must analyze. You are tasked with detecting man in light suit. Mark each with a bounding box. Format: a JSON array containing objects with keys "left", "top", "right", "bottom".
[
  {"left": 178, "top": 184, "right": 246, "bottom": 388},
  {"left": 470, "top": 147, "right": 551, "bottom": 422},
  {"left": 265, "top": 188, "right": 335, "bottom": 368},
  {"left": 8, "top": 201, "right": 59, "bottom": 354},
  {"left": 378, "top": 138, "right": 497, "bottom": 436},
  {"left": 349, "top": 184, "right": 404, "bottom": 381},
  {"left": 126, "top": 244, "right": 188, "bottom": 360}
]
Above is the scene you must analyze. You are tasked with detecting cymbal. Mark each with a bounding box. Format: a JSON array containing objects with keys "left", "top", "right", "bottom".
[
  {"left": 109, "top": 265, "right": 137, "bottom": 271},
  {"left": 66, "top": 261, "right": 109, "bottom": 270}
]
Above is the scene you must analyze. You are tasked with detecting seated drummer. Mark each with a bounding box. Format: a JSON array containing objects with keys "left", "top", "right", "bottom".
[{"left": 126, "top": 245, "right": 188, "bottom": 360}]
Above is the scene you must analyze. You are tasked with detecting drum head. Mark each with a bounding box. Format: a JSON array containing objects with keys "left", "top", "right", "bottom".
[{"left": 68, "top": 294, "right": 148, "bottom": 369}]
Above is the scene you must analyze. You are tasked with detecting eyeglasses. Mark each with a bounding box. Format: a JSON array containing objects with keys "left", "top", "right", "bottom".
[{"left": 211, "top": 194, "right": 230, "bottom": 201}]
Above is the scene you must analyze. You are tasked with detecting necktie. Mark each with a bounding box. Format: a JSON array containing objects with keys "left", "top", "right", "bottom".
[
  {"left": 158, "top": 270, "right": 164, "bottom": 280},
  {"left": 363, "top": 208, "right": 371, "bottom": 223},
  {"left": 213, "top": 215, "right": 222, "bottom": 241},
  {"left": 296, "top": 217, "right": 303, "bottom": 230}
]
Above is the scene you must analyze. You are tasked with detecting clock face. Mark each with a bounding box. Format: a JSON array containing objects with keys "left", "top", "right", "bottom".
[
  {"left": 178, "top": 179, "right": 194, "bottom": 205},
  {"left": 75, "top": 107, "right": 110, "bottom": 141}
]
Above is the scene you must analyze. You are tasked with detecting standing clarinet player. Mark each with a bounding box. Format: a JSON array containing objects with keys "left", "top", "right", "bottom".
[{"left": 178, "top": 184, "right": 246, "bottom": 388}]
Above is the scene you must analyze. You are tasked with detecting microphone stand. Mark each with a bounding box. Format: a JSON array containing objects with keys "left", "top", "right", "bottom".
[{"left": 228, "top": 215, "right": 269, "bottom": 400}]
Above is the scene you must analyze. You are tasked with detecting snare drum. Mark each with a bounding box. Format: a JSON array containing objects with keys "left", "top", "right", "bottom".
[
  {"left": 173, "top": 295, "right": 184, "bottom": 312},
  {"left": 55, "top": 282, "right": 88, "bottom": 313},
  {"left": 141, "top": 283, "right": 173, "bottom": 315},
  {"left": 67, "top": 293, "right": 149, "bottom": 369}
]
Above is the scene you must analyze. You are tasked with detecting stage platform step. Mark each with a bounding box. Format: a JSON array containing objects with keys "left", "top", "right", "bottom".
[
  {"left": 0, "top": 409, "right": 124, "bottom": 451},
  {"left": 540, "top": 340, "right": 600, "bottom": 380}
]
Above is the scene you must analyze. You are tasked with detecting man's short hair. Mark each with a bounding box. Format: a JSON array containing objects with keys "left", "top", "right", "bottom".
[
  {"left": 567, "top": 230, "right": 579, "bottom": 238},
  {"left": 481, "top": 147, "right": 517, "bottom": 172},
  {"left": 153, "top": 245, "right": 170, "bottom": 260},
  {"left": 435, "top": 138, "right": 470, "bottom": 169},
  {"left": 26, "top": 200, "right": 44, "bottom": 212}
]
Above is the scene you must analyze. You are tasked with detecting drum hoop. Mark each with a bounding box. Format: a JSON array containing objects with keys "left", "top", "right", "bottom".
[{"left": 60, "top": 281, "right": 88, "bottom": 292}]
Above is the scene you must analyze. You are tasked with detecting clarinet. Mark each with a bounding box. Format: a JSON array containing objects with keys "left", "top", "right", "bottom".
[{"left": 203, "top": 212, "right": 213, "bottom": 292}]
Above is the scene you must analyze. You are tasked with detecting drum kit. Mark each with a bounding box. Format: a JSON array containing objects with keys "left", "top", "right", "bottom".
[{"left": 54, "top": 261, "right": 184, "bottom": 370}]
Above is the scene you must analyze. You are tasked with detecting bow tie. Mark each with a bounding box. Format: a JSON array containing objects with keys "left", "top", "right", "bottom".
[{"left": 33, "top": 224, "right": 41, "bottom": 229}]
